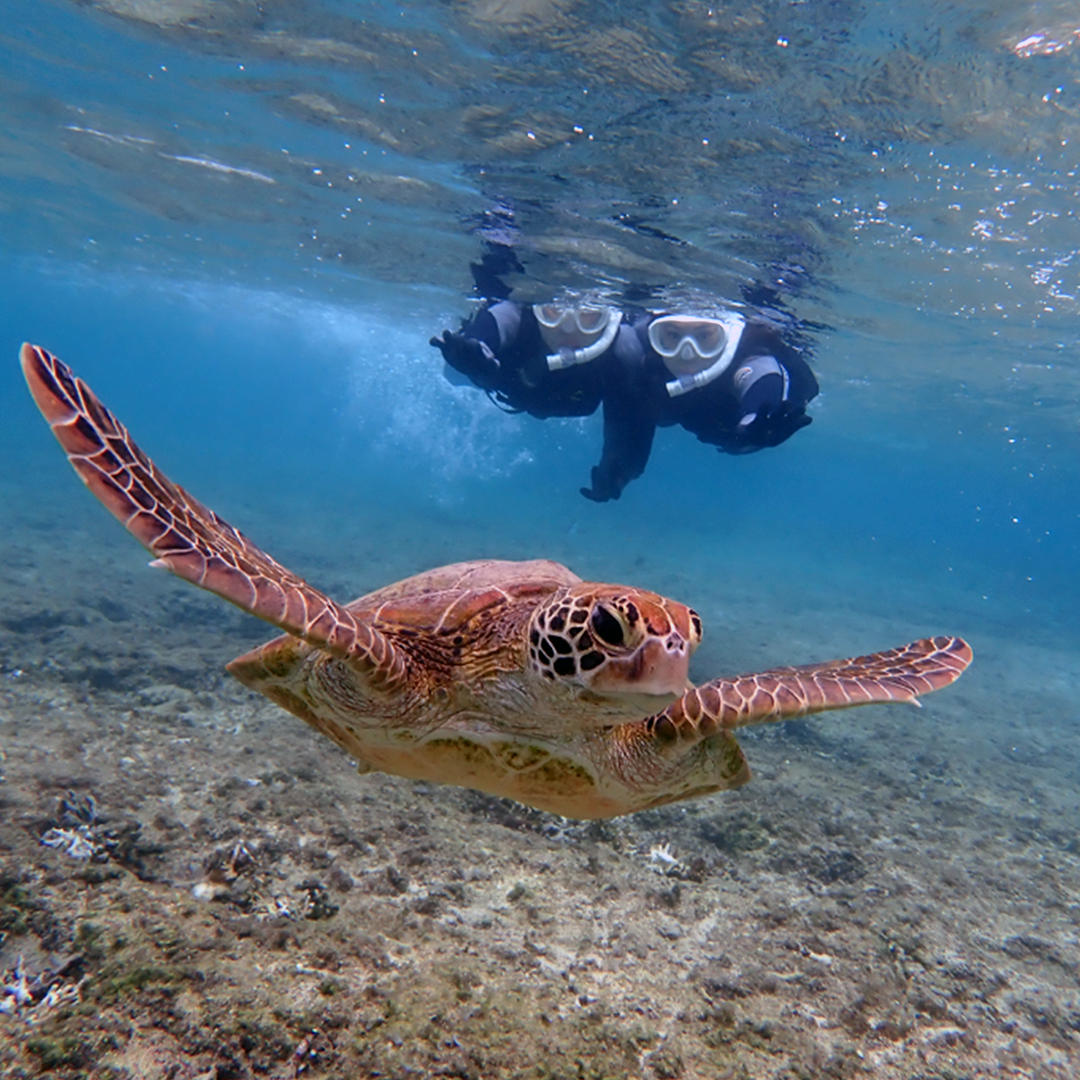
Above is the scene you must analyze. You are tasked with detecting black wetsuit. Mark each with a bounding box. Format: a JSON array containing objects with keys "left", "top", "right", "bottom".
[
  {"left": 584, "top": 316, "right": 818, "bottom": 501},
  {"left": 432, "top": 302, "right": 603, "bottom": 419},
  {"left": 431, "top": 304, "right": 817, "bottom": 501}
]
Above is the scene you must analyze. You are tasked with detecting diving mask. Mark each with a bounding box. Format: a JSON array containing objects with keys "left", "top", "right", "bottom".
[
  {"left": 648, "top": 313, "right": 747, "bottom": 396},
  {"left": 534, "top": 304, "right": 621, "bottom": 370}
]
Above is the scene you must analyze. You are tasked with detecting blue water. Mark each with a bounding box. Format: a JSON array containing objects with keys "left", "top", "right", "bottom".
[
  {"left": 3, "top": 0, "right": 1080, "bottom": 1072},
  {"left": 3, "top": 255, "right": 1076, "bottom": 654},
  {"left": 3, "top": 0, "right": 1079, "bottom": 779}
]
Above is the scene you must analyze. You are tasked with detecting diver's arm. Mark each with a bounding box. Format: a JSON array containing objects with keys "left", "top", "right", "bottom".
[
  {"left": 581, "top": 395, "right": 656, "bottom": 502},
  {"left": 431, "top": 301, "right": 527, "bottom": 392},
  {"left": 727, "top": 353, "right": 812, "bottom": 452}
]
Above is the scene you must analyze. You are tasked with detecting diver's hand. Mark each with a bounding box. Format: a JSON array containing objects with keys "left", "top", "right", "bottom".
[
  {"left": 735, "top": 403, "right": 811, "bottom": 449},
  {"left": 580, "top": 466, "right": 621, "bottom": 503},
  {"left": 430, "top": 331, "right": 500, "bottom": 390}
]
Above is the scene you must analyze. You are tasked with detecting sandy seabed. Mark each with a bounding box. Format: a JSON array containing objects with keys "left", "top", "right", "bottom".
[{"left": 1, "top": 486, "right": 1079, "bottom": 1080}]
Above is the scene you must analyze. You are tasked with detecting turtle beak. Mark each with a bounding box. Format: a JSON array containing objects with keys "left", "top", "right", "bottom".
[{"left": 587, "top": 637, "right": 691, "bottom": 702}]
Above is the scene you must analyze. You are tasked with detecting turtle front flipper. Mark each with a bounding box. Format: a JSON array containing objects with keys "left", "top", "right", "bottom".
[
  {"left": 577, "top": 637, "right": 973, "bottom": 816},
  {"left": 663, "top": 635, "right": 972, "bottom": 735},
  {"left": 20, "top": 343, "right": 403, "bottom": 679}
]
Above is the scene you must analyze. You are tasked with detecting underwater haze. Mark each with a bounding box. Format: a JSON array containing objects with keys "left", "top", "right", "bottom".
[{"left": 1, "top": 1, "right": 1080, "bottom": 1077}]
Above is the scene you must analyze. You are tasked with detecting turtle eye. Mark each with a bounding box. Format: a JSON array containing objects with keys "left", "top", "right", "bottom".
[{"left": 590, "top": 604, "right": 624, "bottom": 647}]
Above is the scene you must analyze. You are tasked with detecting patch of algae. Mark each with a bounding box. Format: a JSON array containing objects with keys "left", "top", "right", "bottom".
[{"left": 0, "top": 880, "right": 687, "bottom": 1079}]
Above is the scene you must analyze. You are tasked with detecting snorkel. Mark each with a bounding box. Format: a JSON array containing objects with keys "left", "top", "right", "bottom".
[
  {"left": 535, "top": 306, "right": 622, "bottom": 370},
  {"left": 656, "top": 313, "right": 747, "bottom": 397}
]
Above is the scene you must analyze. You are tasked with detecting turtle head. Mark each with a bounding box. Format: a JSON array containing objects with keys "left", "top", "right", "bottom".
[{"left": 526, "top": 584, "right": 702, "bottom": 719}]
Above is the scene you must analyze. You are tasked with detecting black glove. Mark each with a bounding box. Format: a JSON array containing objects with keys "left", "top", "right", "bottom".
[
  {"left": 580, "top": 466, "right": 621, "bottom": 503},
  {"left": 430, "top": 330, "right": 501, "bottom": 391},
  {"left": 733, "top": 403, "right": 811, "bottom": 450}
]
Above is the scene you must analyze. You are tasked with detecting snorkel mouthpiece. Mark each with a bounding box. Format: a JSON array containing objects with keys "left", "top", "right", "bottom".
[{"left": 547, "top": 318, "right": 620, "bottom": 370}]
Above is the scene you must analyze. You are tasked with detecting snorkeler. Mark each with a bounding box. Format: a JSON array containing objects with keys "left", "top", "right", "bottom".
[
  {"left": 429, "top": 300, "right": 611, "bottom": 420},
  {"left": 581, "top": 309, "right": 818, "bottom": 502},
  {"left": 431, "top": 301, "right": 817, "bottom": 501}
]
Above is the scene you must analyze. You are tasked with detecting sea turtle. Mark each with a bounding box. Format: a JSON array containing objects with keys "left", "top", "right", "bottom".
[{"left": 20, "top": 343, "right": 972, "bottom": 819}]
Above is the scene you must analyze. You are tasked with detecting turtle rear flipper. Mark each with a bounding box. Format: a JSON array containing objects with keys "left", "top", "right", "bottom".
[
  {"left": 664, "top": 636, "right": 973, "bottom": 736},
  {"left": 20, "top": 343, "right": 402, "bottom": 678}
]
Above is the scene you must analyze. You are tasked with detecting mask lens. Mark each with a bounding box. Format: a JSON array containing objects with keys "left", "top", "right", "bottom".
[
  {"left": 574, "top": 308, "right": 609, "bottom": 333},
  {"left": 653, "top": 321, "right": 684, "bottom": 354},
  {"left": 534, "top": 304, "right": 565, "bottom": 329},
  {"left": 649, "top": 317, "right": 727, "bottom": 360},
  {"left": 688, "top": 321, "right": 724, "bottom": 356}
]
